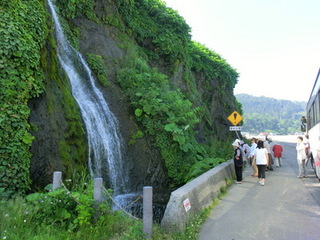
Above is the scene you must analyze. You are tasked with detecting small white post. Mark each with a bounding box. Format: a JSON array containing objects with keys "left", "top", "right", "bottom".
[
  {"left": 52, "top": 171, "right": 62, "bottom": 190},
  {"left": 143, "top": 186, "right": 153, "bottom": 239},
  {"left": 94, "top": 178, "right": 103, "bottom": 203}
]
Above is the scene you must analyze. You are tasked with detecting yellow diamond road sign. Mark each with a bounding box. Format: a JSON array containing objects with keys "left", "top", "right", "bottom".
[{"left": 227, "top": 111, "right": 243, "bottom": 126}]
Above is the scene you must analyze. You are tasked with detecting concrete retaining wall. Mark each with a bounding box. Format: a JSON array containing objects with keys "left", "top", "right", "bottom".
[{"left": 161, "top": 160, "right": 235, "bottom": 232}]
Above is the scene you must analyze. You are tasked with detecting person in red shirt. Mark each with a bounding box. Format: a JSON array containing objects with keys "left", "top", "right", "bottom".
[{"left": 272, "top": 143, "right": 283, "bottom": 167}]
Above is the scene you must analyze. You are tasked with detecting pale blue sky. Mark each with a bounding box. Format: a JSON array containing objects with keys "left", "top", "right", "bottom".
[{"left": 164, "top": 0, "right": 320, "bottom": 102}]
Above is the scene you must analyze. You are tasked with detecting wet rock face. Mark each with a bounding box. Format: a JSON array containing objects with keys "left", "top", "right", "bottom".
[
  {"left": 28, "top": 0, "right": 235, "bottom": 203},
  {"left": 73, "top": 16, "right": 171, "bottom": 195},
  {"left": 29, "top": 11, "right": 170, "bottom": 200},
  {"left": 28, "top": 94, "right": 66, "bottom": 190}
]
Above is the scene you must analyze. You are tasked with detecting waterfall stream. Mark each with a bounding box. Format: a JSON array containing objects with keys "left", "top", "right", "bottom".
[{"left": 47, "top": 0, "right": 128, "bottom": 196}]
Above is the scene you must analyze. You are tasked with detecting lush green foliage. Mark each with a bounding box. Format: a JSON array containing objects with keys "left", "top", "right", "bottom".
[
  {"left": 236, "top": 94, "right": 306, "bottom": 134},
  {"left": 86, "top": 53, "right": 108, "bottom": 87},
  {"left": 242, "top": 114, "right": 301, "bottom": 135},
  {"left": 0, "top": 0, "right": 48, "bottom": 198},
  {"left": 55, "top": 0, "right": 96, "bottom": 21},
  {"left": 26, "top": 183, "right": 94, "bottom": 229},
  {"left": 117, "top": 53, "right": 236, "bottom": 185},
  {"left": 116, "top": 0, "right": 191, "bottom": 64},
  {"left": 115, "top": 0, "right": 238, "bottom": 90},
  {"left": 128, "top": 130, "right": 144, "bottom": 145},
  {"left": 1, "top": 0, "right": 239, "bottom": 199},
  {"left": 0, "top": 176, "right": 233, "bottom": 240},
  {"left": 113, "top": 0, "right": 239, "bottom": 185},
  {"left": 0, "top": 178, "right": 145, "bottom": 239},
  {"left": 184, "top": 157, "right": 225, "bottom": 181},
  {"left": 188, "top": 42, "right": 238, "bottom": 89},
  {"left": 117, "top": 55, "right": 210, "bottom": 185},
  {"left": 186, "top": 42, "right": 240, "bottom": 136}
]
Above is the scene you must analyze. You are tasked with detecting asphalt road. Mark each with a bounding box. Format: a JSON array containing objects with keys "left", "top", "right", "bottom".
[{"left": 198, "top": 139, "right": 320, "bottom": 240}]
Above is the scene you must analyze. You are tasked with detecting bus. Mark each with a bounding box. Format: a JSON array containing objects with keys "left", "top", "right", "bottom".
[{"left": 306, "top": 68, "right": 320, "bottom": 180}]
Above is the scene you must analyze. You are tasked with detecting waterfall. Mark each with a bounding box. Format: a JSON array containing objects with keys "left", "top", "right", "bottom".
[{"left": 47, "top": 0, "right": 128, "bottom": 195}]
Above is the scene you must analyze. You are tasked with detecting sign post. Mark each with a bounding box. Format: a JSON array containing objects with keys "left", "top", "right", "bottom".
[
  {"left": 229, "top": 126, "right": 242, "bottom": 131},
  {"left": 227, "top": 111, "right": 243, "bottom": 139},
  {"left": 227, "top": 111, "right": 243, "bottom": 126}
]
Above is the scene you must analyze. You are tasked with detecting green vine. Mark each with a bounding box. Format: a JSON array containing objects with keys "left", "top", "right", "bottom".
[
  {"left": 55, "top": 0, "right": 96, "bottom": 21},
  {"left": 115, "top": 0, "right": 191, "bottom": 65},
  {"left": 188, "top": 41, "right": 238, "bottom": 89},
  {"left": 0, "top": 0, "right": 48, "bottom": 199}
]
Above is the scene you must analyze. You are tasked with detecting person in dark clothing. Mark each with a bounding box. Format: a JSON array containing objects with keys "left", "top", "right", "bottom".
[{"left": 232, "top": 140, "right": 243, "bottom": 184}]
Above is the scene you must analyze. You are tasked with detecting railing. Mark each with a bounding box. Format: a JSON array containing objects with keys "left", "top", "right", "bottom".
[{"left": 52, "top": 171, "right": 153, "bottom": 238}]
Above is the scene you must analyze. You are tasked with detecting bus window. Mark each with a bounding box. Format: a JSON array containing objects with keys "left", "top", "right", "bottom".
[
  {"left": 315, "top": 94, "right": 320, "bottom": 125},
  {"left": 307, "top": 109, "right": 312, "bottom": 130},
  {"left": 301, "top": 116, "right": 306, "bottom": 132},
  {"left": 311, "top": 103, "right": 315, "bottom": 127}
]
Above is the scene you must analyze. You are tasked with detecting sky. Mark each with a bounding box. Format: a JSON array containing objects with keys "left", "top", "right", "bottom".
[{"left": 164, "top": 0, "right": 320, "bottom": 102}]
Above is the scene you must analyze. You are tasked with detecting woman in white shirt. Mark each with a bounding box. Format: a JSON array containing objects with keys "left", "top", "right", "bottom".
[
  {"left": 254, "top": 140, "right": 268, "bottom": 186},
  {"left": 249, "top": 138, "right": 258, "bottom": 177}
]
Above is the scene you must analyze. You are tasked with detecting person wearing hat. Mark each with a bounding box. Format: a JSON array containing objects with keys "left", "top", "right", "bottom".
[{"left": 232, "top": 140, "right": 244, "bottom": 184}]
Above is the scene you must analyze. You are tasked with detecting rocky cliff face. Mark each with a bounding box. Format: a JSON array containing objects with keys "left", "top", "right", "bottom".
[
  {"left": 29, "top": 1, "right": 170, "bottom": 203},
  {"left": 28, "top": 0, "right": 238, "bottom": 205}
]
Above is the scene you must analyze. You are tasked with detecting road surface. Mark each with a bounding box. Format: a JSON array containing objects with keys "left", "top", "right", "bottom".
[{"left": 198, "top": 137, "right": 320, "bottom": 240}]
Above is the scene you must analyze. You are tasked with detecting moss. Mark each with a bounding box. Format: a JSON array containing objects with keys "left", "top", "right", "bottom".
[
  {"left": 86, "top": 53, "right": 108, "bottom": 87},
  {"left": 31, "top": 15, "right": 88, "bottom": 184}
]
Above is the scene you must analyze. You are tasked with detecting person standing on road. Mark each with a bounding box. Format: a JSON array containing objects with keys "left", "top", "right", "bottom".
[
  {"left": 249, "top": 138, "right": 258, "bottom": 177},
  {"left": 232, "top": 140, "right": 243, "bottom": 184},
  {"left": 296, "top": 136, "right": 307, "bottom": 178},
  {"left": 254, "top": 140, "right": 268, "bottom": 186},
  {"left": 242, "top": 141, "right": 251, "bottom": 166},
  {"left": 304, "top": 134, "right": 312, "bottom": 168},
  {"left": 272, "top": 142, "right": 283, "bottom": 167},
  {"left": 264, "top": 140, "right": 274, "bottom": 171}
]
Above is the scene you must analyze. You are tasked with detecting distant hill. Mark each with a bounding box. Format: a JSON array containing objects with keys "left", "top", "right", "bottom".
[{"left": 236, "top": 94, "right": 306, "bottom": 134}]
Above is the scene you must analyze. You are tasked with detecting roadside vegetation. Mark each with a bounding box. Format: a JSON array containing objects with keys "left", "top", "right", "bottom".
[{"left": 0, "top": 177, "right": 233, "bottom": 240}]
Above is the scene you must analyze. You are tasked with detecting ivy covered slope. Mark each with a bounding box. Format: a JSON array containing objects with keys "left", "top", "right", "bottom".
[
  {"left": 1, "top": 0, "right": 241, "bottom": 199},
  {"left": 0, "top": 0, "right": 47, "bottom": 198},
  {"left": 0, "top": 0, "right": 88, "bottom": 199}
]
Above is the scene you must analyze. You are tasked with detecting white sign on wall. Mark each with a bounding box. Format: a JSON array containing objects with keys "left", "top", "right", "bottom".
[{"left": 183, "top": 198, "right": 191, "bottom": 212}]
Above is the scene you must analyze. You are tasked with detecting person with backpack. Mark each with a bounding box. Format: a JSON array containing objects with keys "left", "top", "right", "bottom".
[{"left": 232, "top": 140, "right": 244, "bottom": 184}]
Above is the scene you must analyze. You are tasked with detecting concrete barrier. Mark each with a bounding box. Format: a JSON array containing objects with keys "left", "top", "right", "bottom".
[{"left": 161, "top": 160, "right": 235, "bottom": 232}]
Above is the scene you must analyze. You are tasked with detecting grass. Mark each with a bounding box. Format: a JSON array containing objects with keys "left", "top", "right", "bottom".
[{"left": 0, "top": 178, "right": 233, "bottom": 240}]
